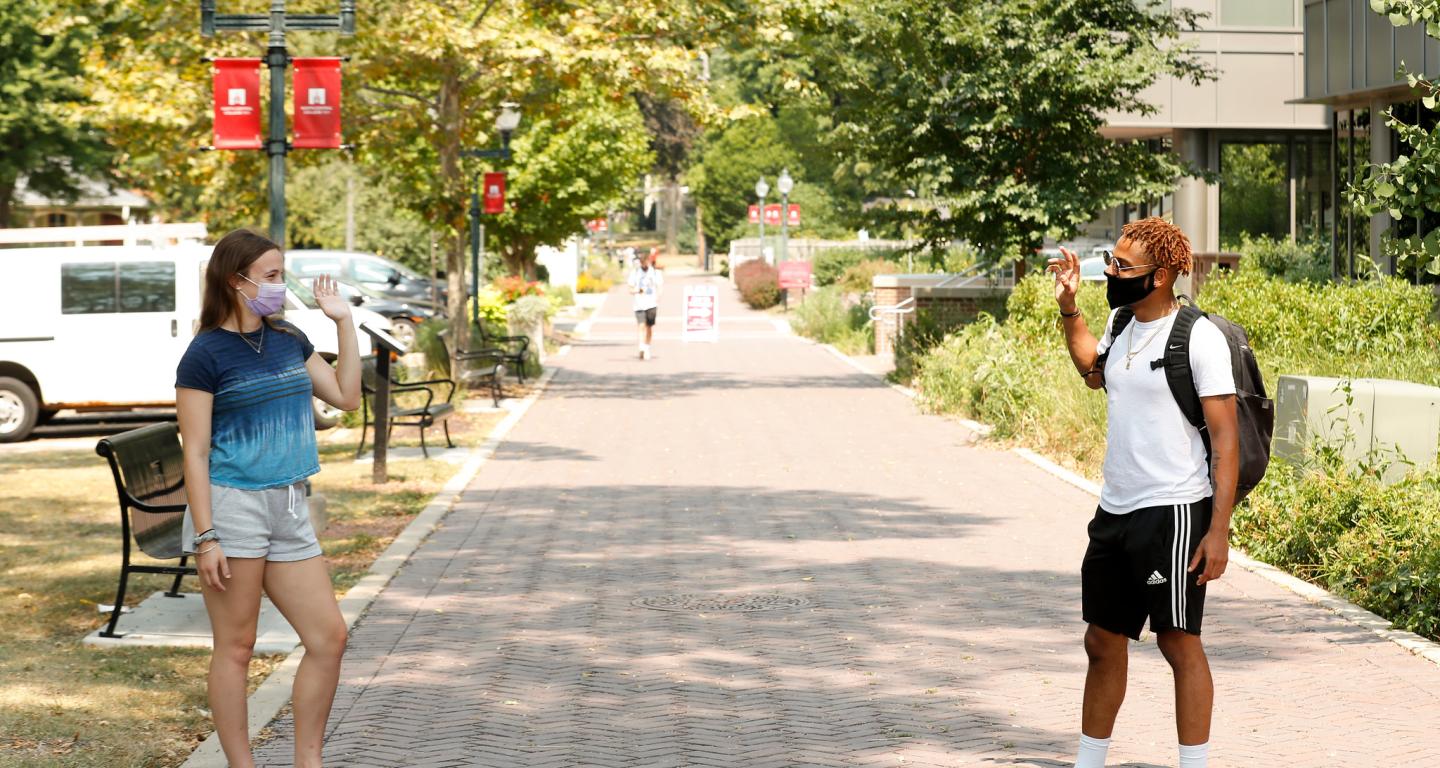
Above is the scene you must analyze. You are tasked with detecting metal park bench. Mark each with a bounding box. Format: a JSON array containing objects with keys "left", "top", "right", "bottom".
[
  {"left": 475, "top": 323, "right": 530, "bottom": 384},
  {"left": 437, "top": 330, "right": 506, "bottom": 409},
  {"left": 357, "top": 356, "right": 460, "bottom": 458},
  {"left": 95, "top": 423, "right": 193, "bottom": 639}
]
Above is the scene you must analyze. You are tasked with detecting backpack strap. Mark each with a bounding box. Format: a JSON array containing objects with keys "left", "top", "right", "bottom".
[
  {"left": 1093, "top": 306, "right": 1134, "bottom": 374},
  {"left": 1161, "top": 304, "right": 1206, "bottom": 430}
]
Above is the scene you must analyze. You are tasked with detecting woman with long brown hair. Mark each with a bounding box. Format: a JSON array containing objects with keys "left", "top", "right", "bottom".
[{"left": 176, "top": 229, "right": 361, "bottom": 767}]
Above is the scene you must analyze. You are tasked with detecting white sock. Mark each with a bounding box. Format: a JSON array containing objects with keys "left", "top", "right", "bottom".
[
  {"left": 1178, "top": 742, "right": 1208, "bottom": 768},
  {"left": 1075, "top": 733, "right": 1110, "bottom": 768}
]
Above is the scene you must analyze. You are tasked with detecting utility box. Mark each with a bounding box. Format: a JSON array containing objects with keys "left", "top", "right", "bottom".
[{"left": 1274, "top": 375, "right": 1440, "bottom": 484}]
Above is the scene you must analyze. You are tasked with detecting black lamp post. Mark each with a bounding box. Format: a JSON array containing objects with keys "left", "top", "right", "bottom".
[
  {"left": 461, "top": 102, "right": 521, "bottom": 331},
  {"left": 201, "top": 1, "right": 356, "bottom": 246}
]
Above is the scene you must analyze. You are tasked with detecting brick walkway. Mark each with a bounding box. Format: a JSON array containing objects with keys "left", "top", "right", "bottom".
[{"left": 254, "top": 275, "right": 1440, "bottom": 767}]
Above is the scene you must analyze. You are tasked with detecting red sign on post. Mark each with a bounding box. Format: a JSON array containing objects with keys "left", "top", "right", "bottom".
[
  {"left": 212, "top": 59, "right": 262, "bottom": 150},
  {"left": 483, "top": 172, "right": 507, "bottom": 214},
  {"left": 748, "top": 204, "right": 760, "bottom": 224},
  {"left": 763, "top": 204, "right": 783, "bottom": 227},
  {"left": 778, "top": 260, "right": 813, "bottom": 291},
  {"left": 787, "top": 204, "right": 801, "bottom": 227},
  {"left": 292, "top": 58, "right": 343, "bottom": 149},
  {"left": 585, "top": 218, "right": 608, "bottom": 233}
]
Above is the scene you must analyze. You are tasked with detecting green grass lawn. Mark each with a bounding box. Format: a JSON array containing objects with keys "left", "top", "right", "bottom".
[{"left": 0, "top": 402, "right": 503, "bottom": 767}]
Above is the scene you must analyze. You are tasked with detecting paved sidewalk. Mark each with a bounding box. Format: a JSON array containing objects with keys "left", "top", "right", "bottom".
[{"left": 254, "top": 276, "right": 1440, "bottom": 767}]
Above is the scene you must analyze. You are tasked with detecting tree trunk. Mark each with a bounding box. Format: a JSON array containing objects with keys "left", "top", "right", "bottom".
[
  {"left": 664, "top": 176, "right": 681, "bottom": 258},
  {"left": 436, "top": 68, "right": 469, "bottom": 380},
  {"left": 0, "top": 176, "right": 15, "bottom": 229}
]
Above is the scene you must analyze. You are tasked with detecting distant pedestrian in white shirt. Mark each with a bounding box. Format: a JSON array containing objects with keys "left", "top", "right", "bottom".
[{"left": 629, "top": 248, "right": 663, "bottom": 360}]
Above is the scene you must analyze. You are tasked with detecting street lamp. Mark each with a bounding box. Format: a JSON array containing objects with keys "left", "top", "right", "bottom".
[
  {"left": 463, "top": 103, "right": 523, "bottom": 330},
  {"left": 755, "top": 176, "right": 770, "bottom": 262},
  {"left": 776, "top": 168, "right": 793, "bottom": 264}
]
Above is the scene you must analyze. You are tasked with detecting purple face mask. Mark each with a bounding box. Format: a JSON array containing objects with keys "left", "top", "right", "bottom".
[{"left": 237, "top": 274, "right": 287, "bottom": 317}]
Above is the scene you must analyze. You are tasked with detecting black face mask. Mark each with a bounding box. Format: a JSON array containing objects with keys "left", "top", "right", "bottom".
[{"left": 1105, "top": 269, "right": 1159, "bottom": 309}]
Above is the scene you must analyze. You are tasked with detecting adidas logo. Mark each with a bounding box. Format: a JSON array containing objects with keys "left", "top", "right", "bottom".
[{"left": 1146, "top": 571, "right": 1167, "bottom": 585}]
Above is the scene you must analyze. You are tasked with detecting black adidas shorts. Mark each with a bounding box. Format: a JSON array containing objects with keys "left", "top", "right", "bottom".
[{"left": 1081, "top": 498, "right": 1213, "bottom": 640}]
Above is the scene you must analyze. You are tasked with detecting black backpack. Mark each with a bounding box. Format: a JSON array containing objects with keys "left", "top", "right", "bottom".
[{"left": 1100, "top": 300, "right": 1275, "bottom": 504}]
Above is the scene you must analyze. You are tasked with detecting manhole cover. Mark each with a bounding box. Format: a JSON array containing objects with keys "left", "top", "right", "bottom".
[{"left": 632, "top": 594, "right": 812, "bottom": 613}]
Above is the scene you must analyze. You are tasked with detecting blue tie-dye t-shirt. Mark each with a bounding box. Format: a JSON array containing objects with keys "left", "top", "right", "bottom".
[{"left": 175, "top": 321, "right": 320, "bottom": 489}]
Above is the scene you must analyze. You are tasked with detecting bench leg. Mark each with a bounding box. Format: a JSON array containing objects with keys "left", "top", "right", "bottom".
[
  {"left": 165, "top": 557, "right": 188, "bottom": 597},
  {"left": 419, "top": 422, "right": 429, "bottom": 458},
  {"left": 100, "top": 565, "right": 131, "bottom": 638},
  {"left": 443, "top": 420, "right": 454, "bottom": 449},
  {"left": 492, "top": 375, "right": 501, "bottom": 408},
  {"left": 355, "top": 420, "right": 368, "bottom": 459}
]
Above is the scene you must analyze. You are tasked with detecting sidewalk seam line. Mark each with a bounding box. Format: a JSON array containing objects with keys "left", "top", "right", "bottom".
[{"left": 179, "top": 353, "right": 567, "bottom": 768}]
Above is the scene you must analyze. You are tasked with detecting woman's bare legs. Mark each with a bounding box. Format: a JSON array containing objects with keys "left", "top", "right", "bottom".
[
  {"left": 264, "top": 556, "right": 347, "bottom": 768},
  {"left": 200, "top": 557, "right": 267, "bottom": 768}
]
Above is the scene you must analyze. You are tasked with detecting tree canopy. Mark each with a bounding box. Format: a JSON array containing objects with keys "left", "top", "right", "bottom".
[
  {"left": 793, "top": 0, "right": 1211, "bottom": 261},
  {"left": 0, "top": 0, "right": 112, "bottom": 227}
]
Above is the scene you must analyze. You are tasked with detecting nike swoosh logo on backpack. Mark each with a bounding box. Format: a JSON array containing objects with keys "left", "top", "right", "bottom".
[{"left": 1169, "top": 344, "right": 1183, "bottom": 350}]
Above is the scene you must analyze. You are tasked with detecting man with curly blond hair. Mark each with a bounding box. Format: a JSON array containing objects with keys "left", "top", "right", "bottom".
[{"left": 1046, "top": 217, "right": 1240, "bottom": 768}]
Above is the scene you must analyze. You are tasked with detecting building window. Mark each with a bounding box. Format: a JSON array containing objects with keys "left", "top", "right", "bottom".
[
  {"left": 46, "top": 212, "right": 71, "bottom": 227},
  {"left": 1220, "top": 143, "right": 1290, "bottom": 245},
  {"left": 1222, "top": 0, "right": 1295, "bottom": 28}
]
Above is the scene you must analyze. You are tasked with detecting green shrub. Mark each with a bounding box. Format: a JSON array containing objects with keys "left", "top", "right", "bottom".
[
  {"left": 839, "top": 259, "right": 898, "bottom": 294},
  {"left": 1200, "top": 267, "right": 1440, "bottom": 387},
  {"left": 790, "top": 286, "right": 872, "bottom": 354},
  {"left": 509, "top": 295, "right": 552, "bottom": 328},
  {"left": 1235, "top": 454, "right": 1440, "bottom": 640},
  {"left": 813, "top": 249, "right": 872, "bottom": 286},
  {"left": 1230, "top": 234, "right": 1330, "bottom": 284},
  {"left": 548, "top": 284, "right": 575, "bottom": 307},
  {"left": 719, "top": 259, "right": 729, "bottom": 278},
  {"left": 735, "top": 260, "right": 781, "bottom": 309}
]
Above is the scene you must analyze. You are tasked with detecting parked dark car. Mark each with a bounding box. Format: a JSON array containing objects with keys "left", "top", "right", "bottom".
[
  {"left": 330, "top": 278, "right": 437, "bottom": 348},
  {"left": 286, "top": 249, "right": 446, "bottom": 310}
]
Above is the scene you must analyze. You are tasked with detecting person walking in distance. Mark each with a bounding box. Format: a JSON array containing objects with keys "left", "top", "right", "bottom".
[
  {"left": 1047, "top": 218, "right": 1239, "bottom": 768},
  {"left": 175, "top": 229, "right": 362, "bottom": 768},
  {"left": 629, "top": 247, "right": 663, "bottom": 359}
]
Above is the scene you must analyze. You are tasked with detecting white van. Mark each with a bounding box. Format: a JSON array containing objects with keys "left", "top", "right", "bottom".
[{"left": 0, "top": 225, "right": 387, "bottom": 442}]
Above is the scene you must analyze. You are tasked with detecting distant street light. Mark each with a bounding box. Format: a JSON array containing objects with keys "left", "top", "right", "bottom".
[
  {"left": 777, "top": 168, "right": 793, "bottom": 264},
  {"left": 755, "top": 176, "right": 769, "bottom": 260},
  {"left": 462, "top": 103, "right": 523, "bottom": 330}
]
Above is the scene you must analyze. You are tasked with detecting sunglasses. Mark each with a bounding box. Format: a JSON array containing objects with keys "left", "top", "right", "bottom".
[{"left": 1102, "top": 252, "right": 1157, "bottom": 274}]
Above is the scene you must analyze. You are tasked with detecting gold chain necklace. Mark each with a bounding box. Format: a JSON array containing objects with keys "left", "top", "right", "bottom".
[
  {"left": 236, "top": 322, "right": 265, "bottom": 355},
  {"left": 1123, "top": 303, "right": 1177, "bottom": 370}
]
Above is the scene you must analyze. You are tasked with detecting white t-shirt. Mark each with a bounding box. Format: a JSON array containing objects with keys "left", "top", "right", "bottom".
[
  {"left": 1095, "top": 309, "right": 1235, "bottom": 514},
  {"left": 629, "top": 266, "right": 662, "bottom": 311}
]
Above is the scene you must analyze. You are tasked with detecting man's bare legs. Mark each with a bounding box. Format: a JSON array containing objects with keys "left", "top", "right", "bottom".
[
  {"left": 1157, "top": 630, "right": 1213, "bottom": 745},
  {"left": 1081, "top": 623, "right": 1129, "bottom": 738}
]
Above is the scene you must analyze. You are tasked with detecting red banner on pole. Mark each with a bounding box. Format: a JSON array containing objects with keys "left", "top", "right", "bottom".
[
  {"left": 763, "top": 204, "right": 782, "bottom": 227},
  {"left": 748, "top": 204, "right": 760, "bottom": 224},
  {"left": 483, "top": 172, "right": 507, "bottom": 214},
  {"left": 787, "top": 204, "right": 801, "bottom": 227},
  {"left": 212, "top": 59, "right": 262, "bottom": 150},
  {"left": 293, "top": 58, "right": 343, "bottom": 149}
]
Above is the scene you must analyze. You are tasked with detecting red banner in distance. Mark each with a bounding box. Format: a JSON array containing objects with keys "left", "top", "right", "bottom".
[
  {"left": 293, "top": 58, "right": 343, "bottom": 149},
  {"left": 212, "top": 59, "right": 262, "bottom": 150},
  {"left": 483, "top": 172, "right": 507, "bottom": 214},
  {"left": 787, "top": 204, "right": 801, "bottom": 227},
  {"left": 748, "top": 204, "right": 760, "bottom": 224},
  {"left": 763, "top": 204, "right": 782, "bottom": 227}
]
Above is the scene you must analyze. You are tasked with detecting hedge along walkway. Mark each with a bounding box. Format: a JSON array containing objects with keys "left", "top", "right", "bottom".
[{"left": 252, "top": 275, "right": 1440, "bottom": 767}]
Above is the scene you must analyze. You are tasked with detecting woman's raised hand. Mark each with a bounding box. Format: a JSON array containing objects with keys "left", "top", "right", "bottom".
[{"left": 312, "top": 274, "right": 351, "bottom": 322}]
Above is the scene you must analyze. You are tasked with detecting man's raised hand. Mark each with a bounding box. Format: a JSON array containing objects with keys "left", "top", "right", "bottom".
[{"left": 1047, "top": 246, "right": 1082, "bottom": 313}]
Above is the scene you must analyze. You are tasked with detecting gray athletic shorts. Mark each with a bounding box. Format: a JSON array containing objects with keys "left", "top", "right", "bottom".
[{"left": 183, "top": 481, "right": 322, "bottom": 562}]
